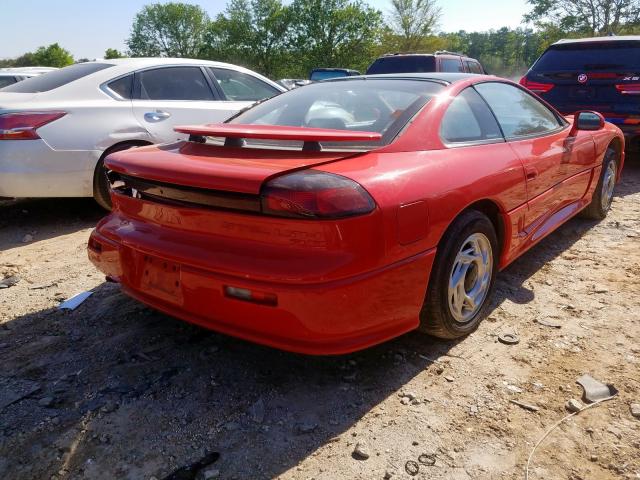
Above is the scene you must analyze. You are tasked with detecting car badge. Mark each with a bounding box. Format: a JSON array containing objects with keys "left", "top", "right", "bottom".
[{"left": 578, "top": 73, "right": 588, "bottom": 84}]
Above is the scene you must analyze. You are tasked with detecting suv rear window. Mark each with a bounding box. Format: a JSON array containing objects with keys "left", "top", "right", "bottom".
[
  {"left": 366, "top": 56, "right": 436, "bottom": 74},
  {"left": 1, "top": 63, "right": 114, "bottom": 93},
  {"left": 532, "top": 41, "right": 640, "bottom": 72}
]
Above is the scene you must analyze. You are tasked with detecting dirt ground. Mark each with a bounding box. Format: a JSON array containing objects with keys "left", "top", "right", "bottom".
[{"left": 1, "top": 160, "right": 639, "bottom": 480}]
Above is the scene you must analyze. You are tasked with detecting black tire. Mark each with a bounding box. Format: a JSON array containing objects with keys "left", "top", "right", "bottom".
[
  {"left": 93, "top": 142, "right": 146, "bottom": 210},
  {"left": 580, "top": 146, "right": 618, "bottom": 220},
  {"left": 419, "top": 210, "right": 499, "bottom": 339}
]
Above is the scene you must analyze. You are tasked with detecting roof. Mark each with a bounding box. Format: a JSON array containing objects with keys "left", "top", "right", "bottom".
[
  {"left": 328, "top": 72, "right": 486, "bottom": 84},
  {"left": 553, "top": 35, "right": 640, "bottom": 45}
]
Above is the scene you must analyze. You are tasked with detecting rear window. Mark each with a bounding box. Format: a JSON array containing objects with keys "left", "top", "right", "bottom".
[
  {"left": 532, "top": 41, "right": 640, "bottom": 72},
  {"left": 229, "top": 78, "right": 443, "bottom": 149},
  {"left": 1, "top": 63, "right": 113, "bottom": 93},
  {"left": 366, "top": 56, "right": 436, "bottom": 75}
]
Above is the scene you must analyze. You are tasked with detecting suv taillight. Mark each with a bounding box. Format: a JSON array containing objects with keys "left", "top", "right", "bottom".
[
  {"left": 615, "top": 83, "right": 640, "bottom": 95},
  {"left": 519, "top": 76, "right": 554, "bottom": 94},
  {"left": 0, "top": 111, "right": 66, "bottom": 140},
  {"left": 261, "top": 170, "right": 376, "bottom": 219}
]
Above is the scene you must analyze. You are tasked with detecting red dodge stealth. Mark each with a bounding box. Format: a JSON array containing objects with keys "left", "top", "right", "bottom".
[{"left": 89, "top": 73, "right": 624, "bottom": 354}]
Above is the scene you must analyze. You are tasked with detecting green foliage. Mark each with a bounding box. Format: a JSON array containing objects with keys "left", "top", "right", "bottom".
[
  {"left": 201, "top": 0, "right": 382, "bottom": 77},
  {"left": 105, "top": 48, "right": 124, "bottom": 59},
  {"left": 438, "top": 28, "right": 548, "bottom": 79},
  {"left": 388, "top": 0, "right": 441, "bottom": 51},
  {"left": 127, "top": 3, "right": 210, "bottom": 57},
  {"left": 6, "top": 44, "right": 74, "bottom": 68},
  {"left": 288, "top": 0, "right": 383, "bottom": 75},
  {"left": 202, "top": 0, "right": 293, "bottom": 78},
  {"left": 525, "top": 0, "right": 640, "bottom": 36}
]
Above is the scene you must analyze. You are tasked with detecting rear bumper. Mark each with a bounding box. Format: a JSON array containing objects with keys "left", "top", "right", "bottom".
[
  {"left": 0, "top": 140, "right": 99, "bottom": 197},
  {"left": 88, "top": 228, "right": 434, "bottom": 355}
]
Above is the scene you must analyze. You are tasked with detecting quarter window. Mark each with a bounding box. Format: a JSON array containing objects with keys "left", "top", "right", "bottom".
[
  {"left": 440, "top": 58, "right": 463, "bottom": 72},
  {"left": 137, "top": 67, "right": 215, "bottom": 101},
  {"left": 465, "top": 61, "right": 483, "bottom": 74},
  {"left": 107, "top": 74, "right": 133, "bottom": 99},
  {"left": 441, "top": 87, "right": 503, "bottom": 144},
  {"left": 209, "top": 67, "right": 279, "bottom": 101},
  {"left": 474, "top": 82, "right": 561, "bottom": 138}
]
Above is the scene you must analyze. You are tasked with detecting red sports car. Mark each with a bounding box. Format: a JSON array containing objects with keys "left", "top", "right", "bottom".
[{"left": 88, "top": 73, "right": 624, "bottom": 355}]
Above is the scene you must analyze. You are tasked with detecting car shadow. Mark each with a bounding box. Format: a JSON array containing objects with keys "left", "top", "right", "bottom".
[
  {"left": 0, "top": 198, "right": 105, "bottom": 249},
  {"left": 0, "top": 282, "right": 460, "bottom": 479},
  {"left": 488, "top": 156, "right": 639, "bottom": 309}
]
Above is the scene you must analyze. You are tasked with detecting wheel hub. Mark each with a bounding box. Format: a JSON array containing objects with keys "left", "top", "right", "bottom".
[{"left": 448, "top": 233, "right": 493, "bottom": 323}]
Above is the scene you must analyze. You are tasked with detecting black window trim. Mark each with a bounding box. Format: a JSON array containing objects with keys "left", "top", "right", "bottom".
[
  {"left": 130, "top": 65, "right": 221, "bottom": 102},
  {"left": 207, "top": 66, "right": 281, "bottom": 102},
  {"left": 440, "top": 86, "right": 506, "bottom": 148},
  {"left": 100, "top": 73, "right": 134, "bottom": 101},
  {"left": 473, "top": 80, "right": 570, "bottom": 142}
]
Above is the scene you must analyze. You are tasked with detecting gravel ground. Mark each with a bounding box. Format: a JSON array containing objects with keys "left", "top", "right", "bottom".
[{"left": 1, "top": 160, "right": 639, "bottom": 480}]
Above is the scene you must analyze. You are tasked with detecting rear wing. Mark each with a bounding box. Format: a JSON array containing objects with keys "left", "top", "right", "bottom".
[{"left": 174, "top": 124, "right": 382, "bottom": 152}]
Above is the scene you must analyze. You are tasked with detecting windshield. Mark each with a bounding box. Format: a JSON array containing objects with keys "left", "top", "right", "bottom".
[
  {"left": 0, "top": 63, "right": 113, "bottom": 93},
  {"left": 310, "top": 70, "right": 351, "bottom": 81},
  {"left": 367, "top": 56, "right": 436, "bottom": 75},
  {"left": 228, "top": 79, "right": 443, "bottom": 148},
  {"left": 532, "top": 42, "right": 640, "bottom": 72}
]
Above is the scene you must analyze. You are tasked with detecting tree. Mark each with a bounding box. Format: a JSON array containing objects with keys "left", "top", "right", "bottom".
[
  {"left": 203, "top": 0, "right": 293, "bottom": 77},
  {"left": 525, "top": 0, "right": 640, "bottom": 36},
  {"left": 127, "top": 3, "right": 210, "bottom": 57},
  {"left": 388, "top": 0, "right": 441, "bottom": 51},
  {"left": 105, "top": 48, "right": 124, "bottom": 59},
  {"left": 28, "top": 44, "right": 74, "bottom": 67},
  {"left": 289, "top": 0, "right": 383, "bottom": 75}
]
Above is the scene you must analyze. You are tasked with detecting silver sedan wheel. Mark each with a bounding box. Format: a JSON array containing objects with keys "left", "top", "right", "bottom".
[
  {"left": 601, "top": 160, "right": 616, "bottom": 212},
  {"left": 448, "top": 233, "right": 493, "bottom": 323}
]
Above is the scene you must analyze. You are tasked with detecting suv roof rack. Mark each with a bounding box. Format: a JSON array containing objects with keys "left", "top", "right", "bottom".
[
  {"left": 382, "top": 52, "right": 434, "bottom": 57},
  {"left": 434, "top": 50, "right": 466, "bottom": 57}
]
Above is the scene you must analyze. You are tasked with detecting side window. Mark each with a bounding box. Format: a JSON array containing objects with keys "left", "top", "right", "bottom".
[
  {"left": 107, "top": 74, "right": 133, "bottom": 99},
  {"left": 441, "top": 87, "right": 503, "bottom": 144},
  {"left": 209, "top": 68, "right": 279, "bottom": 101},
  {"left": 466, "top": 61, "right": 483, "bottom": 74},
  {"left": 137, "top": 67, "right": 215, "bottom": 101},
  {"left": 475, "top": 82, "right": 561, "bottom": 138},
  {"left": 440, "top": 58, "right": 463, "bottom": 72}
]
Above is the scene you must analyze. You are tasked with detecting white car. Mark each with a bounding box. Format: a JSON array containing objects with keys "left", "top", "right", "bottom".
[
  {"left": 0, "top": 67, "right": 58, "bottom": 88},
  {"left": 0, "top": 58, "right": 285, "bottom": 208}
]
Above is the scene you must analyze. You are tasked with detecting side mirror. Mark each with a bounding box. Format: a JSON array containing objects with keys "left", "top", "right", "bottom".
[{"left": 571, "top": 111, "right": 605, "bottom": 135}]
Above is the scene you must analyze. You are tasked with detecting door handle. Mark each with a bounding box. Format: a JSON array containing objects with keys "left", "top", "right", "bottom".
[
  {"left": 525, "top": 167, "right": 538, "bottom": 180},
  {"left": 144, "top": 110, "right": 171, "bottom": 122}
]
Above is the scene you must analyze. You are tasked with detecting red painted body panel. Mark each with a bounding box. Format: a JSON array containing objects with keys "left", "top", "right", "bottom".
[
  {"left": 106, "top": 142, "right": 364, "bottom": 194},
  {"left": 89, "top": 76, "right": 625, "bottom": 354}
]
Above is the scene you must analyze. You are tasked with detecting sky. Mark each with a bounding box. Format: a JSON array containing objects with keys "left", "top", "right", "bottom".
[{"left": 0, "top": 0, "right": 531, "bottom": 60}]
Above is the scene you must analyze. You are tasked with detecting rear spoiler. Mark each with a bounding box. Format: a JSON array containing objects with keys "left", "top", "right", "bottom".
[{"left": 173, "top": 123, "right": 382, "bottom": 151}]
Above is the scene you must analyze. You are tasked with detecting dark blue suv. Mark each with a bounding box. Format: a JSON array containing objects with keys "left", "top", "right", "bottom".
[{"left": 521, "top": 36, "right": 640, "bottom": 151}]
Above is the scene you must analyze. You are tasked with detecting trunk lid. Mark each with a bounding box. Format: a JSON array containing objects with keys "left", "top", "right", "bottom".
[
  {"left": 105, "top": 125, "right": 378, "bottom": 194},
  {"left": 0, "top": 92, "right": 40, "bottom": 110}
]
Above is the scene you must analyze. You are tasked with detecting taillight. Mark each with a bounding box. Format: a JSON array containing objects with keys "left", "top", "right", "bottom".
[
  {"left": 0, "top": 111, "right": 66, "bottom": 140},
  {"left": 261, "top": 170, "right": 376, "bottom": 219},
  {"left": 615, "top": 83, "right": 640, "bottom": 95},
  {"left": 519, "top": 77, "right": 554, "bottom": 94}
]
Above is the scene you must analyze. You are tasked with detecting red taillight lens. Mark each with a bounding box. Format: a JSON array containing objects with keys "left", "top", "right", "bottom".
[
  {"left": 261, "top": 170, "right": 376, "bottom": 219},
  {"left": 519, "top": 77, "right": 554, "bottom": 94},
  {"left": 615, "top": 83, "right": 640, "bottom": 95},
  {"left": 0, "top": 111, "right": 66, "bottom": 140}
]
